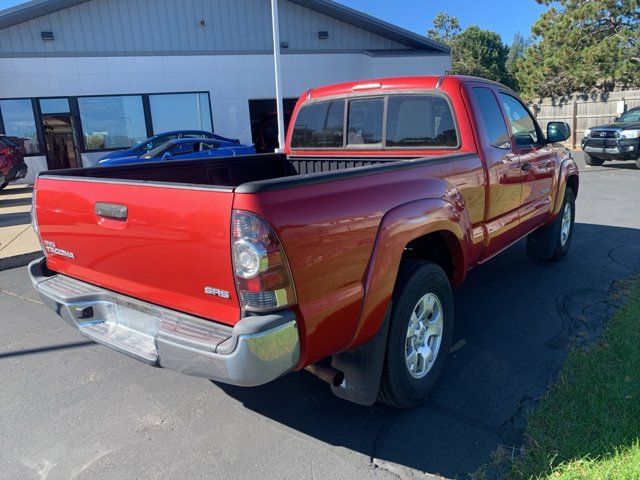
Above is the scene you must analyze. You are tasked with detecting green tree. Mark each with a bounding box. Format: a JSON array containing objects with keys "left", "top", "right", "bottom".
[
  {"left": 517, "top": 0, "right": 640, "bottom": 99},
  {"left": 506, "top": 32, "right": 531, "bottom": 77},
  {"left": 451, "top": 26, "right": 515, "bottom": 88},
  {"left": 427, "top": 12, "right": 461, "bottom": 45}
]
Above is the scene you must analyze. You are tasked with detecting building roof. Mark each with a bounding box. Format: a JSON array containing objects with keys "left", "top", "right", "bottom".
[{"left": 0, "top": 0, "right": 450, "bottom": 54}]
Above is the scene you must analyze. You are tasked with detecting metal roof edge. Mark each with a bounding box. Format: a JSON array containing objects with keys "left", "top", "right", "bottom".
[{"left": 0, "top": 0, "right": 451, "bottom": 55}]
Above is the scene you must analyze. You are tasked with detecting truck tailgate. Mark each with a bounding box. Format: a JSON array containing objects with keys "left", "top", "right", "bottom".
[{"left": 34, "top": 177, "right": 240, "bottom": 325}]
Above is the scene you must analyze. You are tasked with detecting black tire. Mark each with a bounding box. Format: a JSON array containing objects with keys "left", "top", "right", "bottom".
[
  {"left": 0, "top": 182, "right": 7, "bottom": 191},
  {"left": 584, "top": 153, "right": 604, "bottom": 166},
  {"left": 526, "top": 188, "right": 576, "bottom": 261},
  {"left": 378, "top": 261, "right": 454, "bottom": 409}
]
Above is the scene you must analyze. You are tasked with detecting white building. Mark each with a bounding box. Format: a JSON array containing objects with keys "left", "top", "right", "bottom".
[{"left": 0, "top": 0, "right": 450, "bottom": 182}]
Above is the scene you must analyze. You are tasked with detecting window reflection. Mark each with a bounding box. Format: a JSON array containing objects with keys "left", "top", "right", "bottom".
[
  {"left": 149, "top": 93, "right": 212, "bottom": 133},
  {"left": 40, "top": 98, "right": 70, "bottom": 114},
  {"left": 78, "top": 96, "right": 147, "bottom": 150},
  {"left": 0, "top": 99, "right": 40, "bottom": 154}
]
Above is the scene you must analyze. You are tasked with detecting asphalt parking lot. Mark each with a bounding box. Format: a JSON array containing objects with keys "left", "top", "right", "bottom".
[{"left": 1, "top": 153, "right": 639, "bottom": 480}]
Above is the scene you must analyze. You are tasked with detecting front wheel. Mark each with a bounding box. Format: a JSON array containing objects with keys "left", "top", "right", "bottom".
[
  {"left": 527, "top": 188, "right": 575, "bottom": 261},
  {"left": 378, "top": 261, "right": 454, "bottom": 409},
  {"left": 584, "top": 153, "right": 604, "bottom": 166}
]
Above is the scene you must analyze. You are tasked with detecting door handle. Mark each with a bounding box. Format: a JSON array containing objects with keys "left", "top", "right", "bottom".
[
  {"left": 521, "top": 163, "right": 532, "bottom": 173},
  {"left": 95, "top": 202, "right": 128, "bottom": 220}
]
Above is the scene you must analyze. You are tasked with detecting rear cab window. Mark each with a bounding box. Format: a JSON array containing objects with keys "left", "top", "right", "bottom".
[
  {"left": 291, "top": 100, "right": 345, "bottom": 148},
  {"left": 290, "top": 92, "right": 459, "bottom": 151},
  {"left": 347, "top": 98, "right": 384, "bottom": 146},
  {"left": 386, "top": 95, "right": 457, "bottom": 147}
]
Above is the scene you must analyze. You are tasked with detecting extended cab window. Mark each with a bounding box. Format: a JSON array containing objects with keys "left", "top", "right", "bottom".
[
  {"left": 472, "top": 87, "right": 511, "bottom": 149},
  {"left": 291, "top": 100, "right": 344, "bottom": 148},
  {"left": 499, "top": 93, "right": 539, "bottom": 147},
  {"left": 347, "top": 98, "right": 384, "bottom": 146},
  {"left": 386, "top": 95, "right": 457, "bottom": 147}
]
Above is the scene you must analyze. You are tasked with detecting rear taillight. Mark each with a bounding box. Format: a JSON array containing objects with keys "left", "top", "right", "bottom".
[
  {"left": 232, "top": 210, "right": 296, "bottom": 312},
  {"left": 31, "top": 183, "right": 45, "bottom": 254}
]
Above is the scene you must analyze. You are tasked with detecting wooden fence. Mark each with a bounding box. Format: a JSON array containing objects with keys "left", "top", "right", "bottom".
[{"left": 530, "top": 89, "right": 640, "bottom": 148}]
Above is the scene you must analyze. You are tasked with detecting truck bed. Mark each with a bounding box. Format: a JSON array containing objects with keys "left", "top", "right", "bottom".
[
  {"left": 43, "top": 153, "right": 396, "bottom": 188},
  {"left": 40, "top": 153, "right": 466, "bottom": 192}
]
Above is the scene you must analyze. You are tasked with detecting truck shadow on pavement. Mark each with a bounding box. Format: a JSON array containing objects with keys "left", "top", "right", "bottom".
[{"left": 217, "top": 222, "right": 640, "bottom": 479}]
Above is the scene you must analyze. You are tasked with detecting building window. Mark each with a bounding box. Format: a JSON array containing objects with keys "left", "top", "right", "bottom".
[
  {"left": 0, "top": 99, "right": 40, "bottom": 154},
  {"left": 40, "top": 98, "right": 70, "bottom": 114},
  {"left": 78, "top": 95, "right": 147, "bottom": 150},
  {"left": 249, "top": 98, "right": 298, "bottom": 153},
  {"left": 149, "top": 93, "right": 212, "bottom": 134}
]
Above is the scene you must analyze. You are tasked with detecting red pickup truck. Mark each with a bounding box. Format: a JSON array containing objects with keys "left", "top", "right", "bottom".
[{"left": 29, "top": 76, "right": 579, "bottom": 408}]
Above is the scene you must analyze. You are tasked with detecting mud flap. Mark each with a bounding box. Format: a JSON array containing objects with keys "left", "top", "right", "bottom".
[
  {"left": 527, "top": 212, "right": 562, "bottom": 260},
  {"left": 330, "top": 303, "right": 392, "bottom": 406}
]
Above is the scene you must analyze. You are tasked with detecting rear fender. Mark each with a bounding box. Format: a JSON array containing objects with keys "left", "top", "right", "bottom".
[{"left": 346, "top": 195, "right": 471, "bottom": 351}]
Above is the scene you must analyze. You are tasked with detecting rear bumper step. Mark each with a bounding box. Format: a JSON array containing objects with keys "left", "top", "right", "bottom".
[{"left": 29, "top": 258, "right": 299, "bottom": 387}]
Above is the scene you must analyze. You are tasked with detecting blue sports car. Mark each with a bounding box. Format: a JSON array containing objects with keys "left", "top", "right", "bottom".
[
  {"left": 98, "top": 137, "right": 256, "bottom": 167},
  {"left": 99, "top": 130, "right": 228, "bottom": 161}
]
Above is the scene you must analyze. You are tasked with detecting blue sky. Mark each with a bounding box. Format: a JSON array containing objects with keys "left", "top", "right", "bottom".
[{"left": 0, "top": 0, "right": 547, "bottom": 44}]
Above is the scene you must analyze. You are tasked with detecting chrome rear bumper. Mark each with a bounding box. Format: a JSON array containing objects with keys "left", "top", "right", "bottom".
[{"left": 29, "top": 258, "right": 299, "bottom": 387}]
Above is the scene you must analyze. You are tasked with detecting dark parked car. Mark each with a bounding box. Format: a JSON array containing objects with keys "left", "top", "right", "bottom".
[
  {"left": 582, "top": 107, "right": 640, "bottom": 169},
  {"left": 98, "top": 137, "right": 256, "bottom": 167},
  {"left": 99, "top": 130, "right": 225, "bottom": 161},
  {"left": 0, "top": 135, "right": 28, "bottom": 190}
]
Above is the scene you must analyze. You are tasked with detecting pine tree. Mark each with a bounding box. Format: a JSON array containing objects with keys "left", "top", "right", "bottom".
[{"left": 517, "top": 0, "right": 640, "bottom": 99}]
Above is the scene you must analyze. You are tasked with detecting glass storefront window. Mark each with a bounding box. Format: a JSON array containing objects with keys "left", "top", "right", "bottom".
[
  {"left": 78, "top": 96, "right": 147, "bottom": 150},
  {"left": 40, "top": 98, "right": 70, "bottom": 114},
  {"left": 0, "top": 99, "right": 40, "bottom": 154},
  {"left": 149, "top": 93, "right": 212, "bottom": 133}
]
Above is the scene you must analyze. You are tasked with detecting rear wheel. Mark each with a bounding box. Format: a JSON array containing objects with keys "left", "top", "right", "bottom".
[
  {"left": 379, "top": 261, "right": 454, "bottom": 409},
  {"left": 526, "top": 188, "right": 575, "bottom": 261},
  {"left": 584, "top": 153, "right": 604, "bottom": 166}
]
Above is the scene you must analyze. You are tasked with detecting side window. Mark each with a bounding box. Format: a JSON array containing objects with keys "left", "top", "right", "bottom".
[
  {"left": 181, "top": 133, "right": 205, "bottom": 139},
  {"left": 499, "top": 93, "right": 539, "bottom": 147},
  {"left": 174, "top": 142, "right": 197, "bottom": 155},
  {"left": 347, "top": 98, "right": 384, "bottom": 146},
  {"left": 291, "top": 100, "right": 344, "bottom": 148},
  {"left": 472, "top": 87, "right": 511, "bottom": 149},
  {"left": 150, "top": 134, "right": 178, "bottom": 150},
  {"left": 386, "top": 95, "right": 458, "bottom": 147}
]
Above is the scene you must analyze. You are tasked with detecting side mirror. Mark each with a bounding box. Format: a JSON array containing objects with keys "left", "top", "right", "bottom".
[
  {"left": 162, "top": 152, "right": 172, "bottom": 160},
  {"left": 547, "top": 121, "right": 571, "bottom": 143}
]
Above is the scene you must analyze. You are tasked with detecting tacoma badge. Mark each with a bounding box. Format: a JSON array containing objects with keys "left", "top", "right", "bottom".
[{"left": 43, "top": 240, "right": 76, "bottom": 259}]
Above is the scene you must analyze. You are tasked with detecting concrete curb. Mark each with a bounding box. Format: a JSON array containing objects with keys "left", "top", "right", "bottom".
[{"left": 0, "top": 251, "right": 41, "bottom": 272}]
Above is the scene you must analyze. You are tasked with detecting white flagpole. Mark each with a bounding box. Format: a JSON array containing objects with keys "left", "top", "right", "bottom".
[{"left": 270, "top": 0, "right": 285, "bottom": 153}]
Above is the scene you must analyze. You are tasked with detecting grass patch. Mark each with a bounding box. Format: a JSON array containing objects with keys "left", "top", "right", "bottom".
[{"left": 510, "top": 278, "right": 640, "bottom": 480}]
